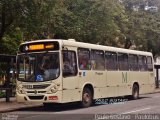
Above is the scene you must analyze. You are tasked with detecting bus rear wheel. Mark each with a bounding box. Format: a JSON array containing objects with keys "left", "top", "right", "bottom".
[
  {"left": 81, "top": 87, "right": 93, "bottom": 108},
  {"left": 132, "top": 84, "right": 139, "bottom": 100}
]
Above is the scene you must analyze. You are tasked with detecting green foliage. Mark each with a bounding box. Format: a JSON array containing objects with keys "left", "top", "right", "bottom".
[
  {"left": 0, "top": 91, "right": 5, "bottom": 98},
  {"left": 0, "top": 0, "right": 160, "bottom": 56},
  {"left": 122, "top": 0, "right": 160, "bottom": 54}
]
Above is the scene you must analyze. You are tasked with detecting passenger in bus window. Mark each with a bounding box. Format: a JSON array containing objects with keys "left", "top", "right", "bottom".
[
  {"left": 37, "top": 58, "right": 46, "bottom": 75},
  {"left": 80, "top": 62, "right": 84, "bottom": 69},
  {"left": 80, "top": 60, "right": 86, "bottom": 69},
  {"left": 63, "top": 58, "right": 73, "bottom": 76},
  {"left": 86, "top": 61, "right": 91, "bottom": 69},
  {"left": 39, "top": 56, "right": 59, "bottom": 80},
  {"left": 91, "top": 60, "right": 96, "bottom": 69},
  {"left": 39, "top": 56, "right": 50, "bottom": 79}
]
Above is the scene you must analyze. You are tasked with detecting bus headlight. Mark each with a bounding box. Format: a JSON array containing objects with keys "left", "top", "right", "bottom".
[
  {"left": 47, "top": 85, "right": 58, "bottom": 94},
  {"left": 16, "top": 86, "right": 25, "bottom": 94}
]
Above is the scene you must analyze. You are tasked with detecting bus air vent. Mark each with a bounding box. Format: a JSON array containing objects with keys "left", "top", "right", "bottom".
[{"left": 28, "top": 96, "right": 44, "bottom": 100}]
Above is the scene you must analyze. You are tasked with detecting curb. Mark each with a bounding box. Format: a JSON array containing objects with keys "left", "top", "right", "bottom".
[{"left": 154, "top": 88, "right": 160, "bottom": 93}]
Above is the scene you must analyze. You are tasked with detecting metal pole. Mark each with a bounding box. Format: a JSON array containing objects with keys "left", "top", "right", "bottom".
[
  {"left": 156, "top": 68, "right": 159, "bottom": 88},
  {"left": 5, "top": 61, "right": 10, "bottom": 102}
]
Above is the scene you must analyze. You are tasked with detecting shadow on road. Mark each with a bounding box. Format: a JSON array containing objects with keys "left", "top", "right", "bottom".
[
  {"left": 16, "top": 96, "right": 150, "bottom": 112},
  {"left": 17, "top": 102, "right": 83, "bottom": 112}
]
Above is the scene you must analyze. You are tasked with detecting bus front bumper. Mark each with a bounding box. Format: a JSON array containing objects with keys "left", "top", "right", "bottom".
[{"left": 16, "top": 91, "right": 62, "bottom": 103}]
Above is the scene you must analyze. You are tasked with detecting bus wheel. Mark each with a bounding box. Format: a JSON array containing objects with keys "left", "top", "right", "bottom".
[
  {"left": 132, "top": 84, "right": 139, "bottom": 100},
  {"left": 81, "top": 87, "right": 93, "bottom": 108}
]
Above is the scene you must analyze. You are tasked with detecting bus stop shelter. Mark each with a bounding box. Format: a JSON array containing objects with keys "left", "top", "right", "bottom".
[{"left": 0, "top": 54, "right": 16, "bottom": 102}]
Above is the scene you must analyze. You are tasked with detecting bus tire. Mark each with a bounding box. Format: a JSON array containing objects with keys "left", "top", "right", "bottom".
[
  {"left": 131, "top": 84, "right": 139, "bottom": 100},
  {"left": 81, "top": 87, "right": 93, "bottom": 108}
]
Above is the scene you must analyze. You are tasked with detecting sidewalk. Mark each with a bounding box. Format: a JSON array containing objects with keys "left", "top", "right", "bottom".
[
  {"left": 0, "top": 88, "right": 160, "bottom": 113},
  {"left": 154, "top": 88, "right": 160, "bottom": 93},
  {"left": 0, "top": 97, "right": 42, "bottom": 113}
]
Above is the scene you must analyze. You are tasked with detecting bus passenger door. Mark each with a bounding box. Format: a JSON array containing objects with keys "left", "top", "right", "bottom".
[{"left": 62, "top": 50, "right": 79, "bottom": 103}]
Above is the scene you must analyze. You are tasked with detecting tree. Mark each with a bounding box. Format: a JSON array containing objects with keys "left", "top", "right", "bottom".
[
  {"left": 0, "top": 0, "right": 160, "bottom": 57},
  {"left": 0, "top": 0, "right": 26, "bottom": 54},
  {"left": 121, "top": 0, "right": 160, "bottom": 57}
]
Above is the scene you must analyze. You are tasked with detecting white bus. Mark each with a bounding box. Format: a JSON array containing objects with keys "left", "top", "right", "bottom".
[{"left": 16, "top": 39, "right": 155, "bottom": 107}]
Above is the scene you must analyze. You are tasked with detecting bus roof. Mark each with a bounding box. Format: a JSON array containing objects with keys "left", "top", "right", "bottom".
[{"left": 20, "top": 39, "right": 152, "bottom": 56}]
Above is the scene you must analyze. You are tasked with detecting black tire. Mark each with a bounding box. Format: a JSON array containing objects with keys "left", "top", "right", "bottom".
[
  {"left": 81, "top": 87, "right": 93, "bottom": 108},
  {"left": 131, "top": 84, "right": 139, "bottom": 100}
]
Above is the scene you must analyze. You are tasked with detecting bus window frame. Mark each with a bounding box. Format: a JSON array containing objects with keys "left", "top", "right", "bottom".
[
  {"left": 138, "top": 55, "right": 148, "bottom": 71},
  {"left": 129, "top": 54, "right": 139, "bottom": 71},
  {"left": 62, "top": 50, "right": 78, "bottom": 77},
  {"left": 105, "top": 51, "right": 118, "bottom": 71},
  {"left": 77, "top": 48, "right": 91, "bottom": 70},
  {"left": 91, "top": 49, "right": 105, "bottom": 71},
  {"left": 118, "top": 52, "right": 129, "bottom": 71},
  {"left": 147, "top": 56, "right": 153, "bottom": 71}
]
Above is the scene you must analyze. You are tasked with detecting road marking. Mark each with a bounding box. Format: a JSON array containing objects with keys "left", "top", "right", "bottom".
[{"left": 121, "top": 107, "right": 151, "bottom": 114}]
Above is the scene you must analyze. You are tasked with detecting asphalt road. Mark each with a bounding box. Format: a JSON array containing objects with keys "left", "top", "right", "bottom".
[{"left": 1, "top": 92, "right": 160, "bottom": 120}]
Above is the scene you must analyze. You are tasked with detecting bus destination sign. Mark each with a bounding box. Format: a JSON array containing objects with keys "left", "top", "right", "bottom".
[{"left": 19, "top": 41, "right": 59, "bottom": 53}]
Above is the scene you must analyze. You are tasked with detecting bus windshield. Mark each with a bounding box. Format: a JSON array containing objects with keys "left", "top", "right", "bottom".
[{"left": 17, "top": 52, "right": 60, "bottom": 82}]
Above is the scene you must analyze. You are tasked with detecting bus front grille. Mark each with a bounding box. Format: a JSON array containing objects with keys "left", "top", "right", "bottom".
[
  {"left": 27, "top": 91, "right": 46, "bottom": 94},
  {"left": 33, "top": 84, "right": 50, "bottom": 89},
  {"left": 28, "top": 96, "right": 44, "bottom": 100},
  {"left": 23, "top": 84, "right": 50, "bottom": 89}
]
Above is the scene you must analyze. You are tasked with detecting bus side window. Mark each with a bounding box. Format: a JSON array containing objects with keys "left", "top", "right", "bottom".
[
  {"left": 139, "top": 56, "right": 147, "bottom": 71},
  {"left": 147, "top": 56, "right": 153, "bottom": 71},
  {"left": 78, "top": 48, "right": 91, "bottom": 70},
  {"left": 129, "top": 54, "right": 139, "bottom": 71},
  {"left": 91, "top": 50, "right": 105, "bottom": 70},
  {"left": 62, "top": 51, "right": 77, "bottom": 77},
  {"left": 118, "top": 53, "right": 129, "bottom": 71},
  {"left": 105, "top": 51, "right": 117, "bottom": 70}
]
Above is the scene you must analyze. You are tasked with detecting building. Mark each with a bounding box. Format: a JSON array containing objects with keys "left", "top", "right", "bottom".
[{"left": 144, "top": 6, "right": 158, "bottom": 12}]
